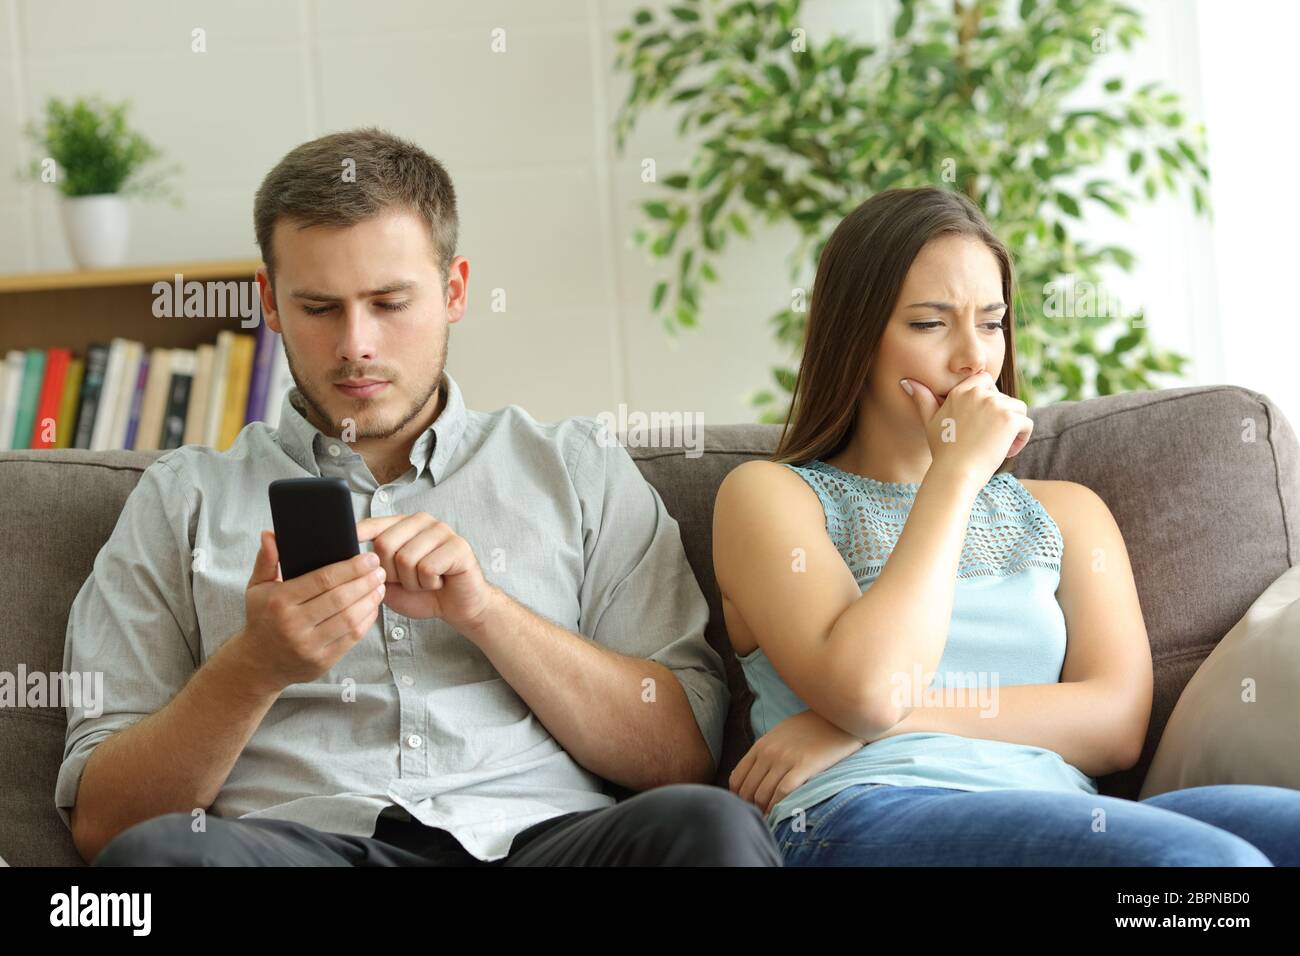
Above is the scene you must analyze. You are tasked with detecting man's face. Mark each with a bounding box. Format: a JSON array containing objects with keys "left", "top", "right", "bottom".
[
  {"left": 869, "top": 234, "right": 1008, "bottom": 421},
  {"left": 258, "top": 206, "right": 467, "bottom": 442}
]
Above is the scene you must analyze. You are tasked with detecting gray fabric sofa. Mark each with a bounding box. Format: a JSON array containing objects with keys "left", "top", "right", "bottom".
[{"left": 2, "top": 383, "right": 1297, "bottom": 866}]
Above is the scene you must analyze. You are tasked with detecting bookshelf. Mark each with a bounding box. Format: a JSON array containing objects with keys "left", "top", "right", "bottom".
[
  {"left": 0, "top": 258, "right": 264, "bottom": 355},
  {"left": 0, "top": 258, "right": 287, "bottom": 453}
]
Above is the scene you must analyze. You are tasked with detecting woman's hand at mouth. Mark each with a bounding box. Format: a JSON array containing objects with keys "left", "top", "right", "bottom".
[{"left": 901, "top": 371, "right": 1033, "bottom": 483}]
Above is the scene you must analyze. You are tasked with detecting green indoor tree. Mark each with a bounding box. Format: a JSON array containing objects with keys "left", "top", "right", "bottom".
[{"left": 614, "top": 0, "right": 1208, "bottom": 421}]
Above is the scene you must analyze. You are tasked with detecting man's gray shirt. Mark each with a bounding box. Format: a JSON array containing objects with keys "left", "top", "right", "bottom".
[{"left": 56, "top": 370, "right": 728, "bottom": 860}]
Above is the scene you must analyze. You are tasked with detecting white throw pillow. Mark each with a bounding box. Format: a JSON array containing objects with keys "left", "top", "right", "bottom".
[{"left": 1139, "top": 563, "right": 1300, "bottom": 798}]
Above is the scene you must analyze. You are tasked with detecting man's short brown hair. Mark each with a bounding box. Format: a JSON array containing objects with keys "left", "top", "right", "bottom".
[{"left": 253, "top": 126, "right": 458, "bottom": 291}]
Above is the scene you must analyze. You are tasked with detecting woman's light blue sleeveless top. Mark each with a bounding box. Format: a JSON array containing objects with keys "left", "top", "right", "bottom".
[{"left": 737, "top": 459, "right": 1098, "bottom": 831}]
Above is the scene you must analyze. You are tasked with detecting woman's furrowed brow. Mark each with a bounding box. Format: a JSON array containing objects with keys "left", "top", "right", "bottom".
[{"left": 903, "top": 301, "right": 1007, "bottom": 311}]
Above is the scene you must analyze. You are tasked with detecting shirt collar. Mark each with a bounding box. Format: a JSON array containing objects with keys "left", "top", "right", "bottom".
[{"left": 273, "top": 369, "right": 468, "bottom": 484}]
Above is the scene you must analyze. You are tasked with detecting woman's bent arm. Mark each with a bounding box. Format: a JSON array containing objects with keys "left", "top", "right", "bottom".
[{"left": 713, "top": 460, "right": 984, "bottom": 738}]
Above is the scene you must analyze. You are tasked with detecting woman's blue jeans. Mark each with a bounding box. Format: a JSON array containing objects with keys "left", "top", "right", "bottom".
[{"left": 771, "top": 783, "right": 1300, "bottom": 865}]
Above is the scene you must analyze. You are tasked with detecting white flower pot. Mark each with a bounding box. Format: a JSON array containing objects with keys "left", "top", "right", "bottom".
[{"left": 60, "top": 193, "right": 130, "bottom": 269}]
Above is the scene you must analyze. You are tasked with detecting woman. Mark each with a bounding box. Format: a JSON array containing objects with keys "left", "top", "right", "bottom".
[{"left": 712, "top": 185, "right": 1300, "bottom": 866}]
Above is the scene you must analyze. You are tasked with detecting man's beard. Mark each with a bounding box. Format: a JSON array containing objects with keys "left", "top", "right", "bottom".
[{"left": 284, "top": 324, "right": 448, "bottom": 441}]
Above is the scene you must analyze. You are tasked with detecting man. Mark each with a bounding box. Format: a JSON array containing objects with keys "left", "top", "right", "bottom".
[{"left": 57, "top": 127, "right": 781, "bottom": 867}]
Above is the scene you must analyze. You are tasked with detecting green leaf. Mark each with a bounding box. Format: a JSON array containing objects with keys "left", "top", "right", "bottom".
[
  {"left": 1055, "top": 192, "right": 1081, "bottom": 217},
  {"left": 1104, "top": 77, "right": 1123, "bottom": 92},
  {"left": 633, "top": 9, "right": 653, "bottom": 25},
  {"left": 669, "top": 6, "right": 700, "bottom": 22},
  {"left": 643, "top": 200, "right": 672, "bottom": 220},
  {"left": 652, "top": 280, "right": 668, "bottom": 310},
  {"left": 1128, "top": 150, "right": 1143, "bottom": 173},
  {"left": 893, "top": 1, "right": 914, "bottom": 38},
  {"left": 1113, "top": 329, "right": 1143, "bottom": 353},
  {"left": 663, "top": 173, "right": 690, "bottom": 189},
  {"left": 1087, "top": 189, "right": 1127, "bottom": 217},
  {"left": 651, "top": 228, "right": 678, "bottom": 256},
  {"left": 763, "top": 63, "right": 790, "bottom": 93}
]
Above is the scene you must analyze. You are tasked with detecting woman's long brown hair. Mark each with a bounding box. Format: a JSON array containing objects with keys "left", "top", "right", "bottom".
[{"left": 772, "top": 186, "right": 1021, "bottom": 472}]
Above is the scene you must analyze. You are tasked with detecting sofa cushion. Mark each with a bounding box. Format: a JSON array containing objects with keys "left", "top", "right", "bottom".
[{"left": 1138, "top": 562, "right": 1300, "bottom": 797}]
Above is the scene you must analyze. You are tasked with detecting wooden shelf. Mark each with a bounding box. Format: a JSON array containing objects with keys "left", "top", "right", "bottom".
[
  {"left": 0, "top": 258, "right": 266, "bottom": 356},
  {"left": 0, "top": 257, "right": 263, "bottom": 294}
]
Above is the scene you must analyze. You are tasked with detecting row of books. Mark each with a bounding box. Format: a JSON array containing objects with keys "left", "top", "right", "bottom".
[{"left": 0, "top": 319, "right": 292, "bottom": 452}]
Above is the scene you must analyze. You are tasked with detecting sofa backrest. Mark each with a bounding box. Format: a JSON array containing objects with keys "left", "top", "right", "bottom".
[{"left": 1, "top": 383, "right": 1296, "bottom": 865}]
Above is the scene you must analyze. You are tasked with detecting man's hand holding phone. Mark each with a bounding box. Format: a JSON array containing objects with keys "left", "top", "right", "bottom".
[
  {"left": 230, "top": 531, "right": 387, "bottom": 698},
  {"left": 355, "top": 513, "right": 496, "bottom": 633}
]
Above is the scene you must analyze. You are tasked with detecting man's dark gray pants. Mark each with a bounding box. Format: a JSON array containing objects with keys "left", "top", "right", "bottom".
[{"left": 92, "top": 783, "right": 784, "bottom": 866}]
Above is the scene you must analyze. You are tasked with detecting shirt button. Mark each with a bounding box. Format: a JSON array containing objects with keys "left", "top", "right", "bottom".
[
  {"left": 406, "top": 734, "right": 422, "bottom": 749},
  {"left": 400, "top": 674, "right": 414, "bottom": 686},
  {"left": 376, "top": 489, "right": 389, "bottom": 503},
  {"left": 390, "top": 626, "right": 405, "bottom": 641},
  {"left": 328, "top": 443, "right": 341, "bottom": 457}
]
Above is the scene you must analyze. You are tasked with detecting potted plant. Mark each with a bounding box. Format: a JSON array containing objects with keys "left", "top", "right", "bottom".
[{"left": 20, "top": 95, "right": 181, "bottom": 269}]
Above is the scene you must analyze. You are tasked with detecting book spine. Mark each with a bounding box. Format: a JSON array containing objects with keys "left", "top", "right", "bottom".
[
  {"left": 54, "top": 357, "right": 84, "bottom": 449},
  {"left": 0, "top": 352, "right": 25, "bottom": 448},
  {"left": 244, "top": 316, "right": 275, "bottom": 424},
  {"left": 161, "top": 350, "right": 195, "bottom": 450},
  {"left": 90, "top": 339, "right": 126, "bottom": 451},
  {"left": 108, "top": 341, "right": 141, "bottom": 450},
  {"left": 73, "top": 344, "right": 109, "bottom": 450},
  {"left": 30, "top": 347, "right": 70, "bottom": 449},
  {"left": 11, "top": 349, "right": 47, "bottom": 449},
  {"left": 219, "top": 333, "right": 254, "bottom": 450},
  {"left": 203, "top": 332, "right": 232, "bottom": 447},
  {"left": 183, "top": 344, "right": 214, "bottom": 447},
  {"left": 122, "top": 352, "right": 151, "bottom": 450}
]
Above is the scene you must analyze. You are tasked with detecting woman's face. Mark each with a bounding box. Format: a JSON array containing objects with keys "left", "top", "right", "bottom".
[{"left": 871, "top": 234, "right": 1008, "bottom": 414}]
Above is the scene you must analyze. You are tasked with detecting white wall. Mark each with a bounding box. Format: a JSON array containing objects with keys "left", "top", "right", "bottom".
[
  {"left": 1195, "top": 0, "right": 1300, "bottom": 426},
  {"left": 1, "top": 0, "right": 1278, "bottom": 426}
]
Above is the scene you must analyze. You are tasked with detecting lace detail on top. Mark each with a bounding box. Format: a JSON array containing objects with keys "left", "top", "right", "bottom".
[{"left": 786, "top": 459, "right": 1063, "bottom": 584}]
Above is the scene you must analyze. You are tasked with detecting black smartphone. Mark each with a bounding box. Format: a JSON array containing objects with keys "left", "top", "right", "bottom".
[{"left": 268, "top": 477, "right": 361, "bottom": 581}]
